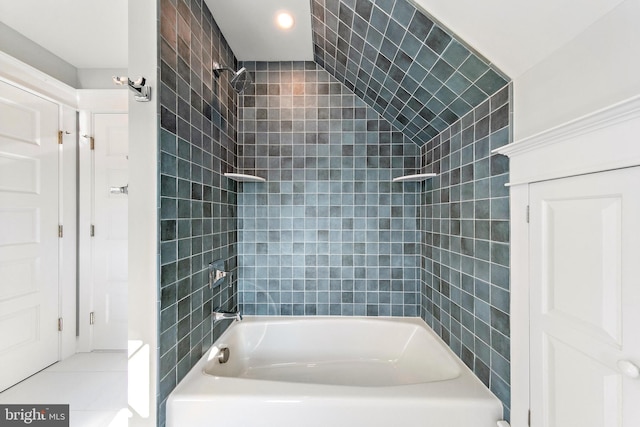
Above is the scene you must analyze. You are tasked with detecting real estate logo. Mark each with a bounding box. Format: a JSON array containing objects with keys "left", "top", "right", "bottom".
[{"left": 0, "top": 405, "right": 69, "bottom": 427}]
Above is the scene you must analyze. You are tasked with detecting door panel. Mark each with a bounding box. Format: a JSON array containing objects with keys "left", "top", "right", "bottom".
[
  {"left": 0, "top": 153, "right": 40, "bottom": 193},
  {"left": 0, "top": 96, "right": 41, "bottom": 143},
  {"left": 530, "top": 167, "right": 640, "bottom": 427},
  {"left": 0, "top": 80, "right": 59, "bottom": 391},
  {"left": 0, "top": 253, "right": 39, "bottom": 300},
  {"left": 544, "top": 336, "right": 621, "bottom": 427},
  {"left": 541, "top": 196, "right": 621, "bottom": 345},
  {"left": 92, "top": 114, "right": 128, "bottom": 350}
]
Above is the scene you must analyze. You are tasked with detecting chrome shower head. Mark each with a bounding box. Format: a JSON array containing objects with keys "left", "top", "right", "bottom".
[
  {"left": 230, "top": 67, "right": 252, "bottom": 94},
  {"left": 212, "top": 62, "right": 253, "bottom": 94}
]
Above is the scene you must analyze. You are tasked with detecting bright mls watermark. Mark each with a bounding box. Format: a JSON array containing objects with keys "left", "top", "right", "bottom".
[{"left": 0, "top": 405, "right": 69, "bottom": 426}]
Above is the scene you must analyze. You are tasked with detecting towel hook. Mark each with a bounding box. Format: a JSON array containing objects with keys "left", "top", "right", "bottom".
[{"left": 113, "top": 75, "right": 151, "bottom": 102}]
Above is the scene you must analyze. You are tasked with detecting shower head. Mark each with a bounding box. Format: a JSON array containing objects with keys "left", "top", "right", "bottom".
[
  {"left": 230, "top": 68, "right": 252, "bottom": 94},
  {"left": 212, "top": 62, "right": 253, "bottom": 94}
]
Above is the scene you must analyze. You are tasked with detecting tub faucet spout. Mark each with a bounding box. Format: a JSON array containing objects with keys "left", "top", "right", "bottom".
[{"left": 213, "top": 308, "right": 242, "bottom": 322}]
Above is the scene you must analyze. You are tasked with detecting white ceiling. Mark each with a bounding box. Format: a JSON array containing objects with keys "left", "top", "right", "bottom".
[
  {"left": 0, "top": 0, "right": 128, "bottom": 69},
  {"left": 204, "top": 0, "right": 314, "bottom": 62},
  {"left": 412, "top": 0, "right": 625, "bottom": 78},
  {"left": 0, "top": 0, "right": 624, "bottom": 77}
]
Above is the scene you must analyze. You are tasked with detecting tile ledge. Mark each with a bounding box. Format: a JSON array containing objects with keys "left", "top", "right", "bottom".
[
  {"left": 392, "top": 173, "right": 437, "bottom": 183},
  {"left": 224, "top": 173, "right": 267, "bottom": 183}
]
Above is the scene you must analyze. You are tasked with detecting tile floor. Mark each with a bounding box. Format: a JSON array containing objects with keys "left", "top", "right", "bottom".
[{"left": 0, "top": 352, "right": 128, "bottom": 427}]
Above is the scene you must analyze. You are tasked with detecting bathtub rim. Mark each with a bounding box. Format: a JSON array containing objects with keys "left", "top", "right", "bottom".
[{"left": 169, "top": 315, "right": 503, "bottom": 403}]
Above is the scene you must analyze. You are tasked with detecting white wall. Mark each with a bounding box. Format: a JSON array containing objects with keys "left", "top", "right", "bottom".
[
  {"left": 127, "top": 0, "right": 158, "bottom": 425},
  {"left": 0, "top": 22, "right": 127, "bottom": 90},
  {"left": 513, "top": 0, "right": 640, "bottom": 140},
  {"left": 76, "top": 69, "right": 129, "bottom": 90},
  {"left": 0, "top": 22, "right": 78, "bottom": 88}
]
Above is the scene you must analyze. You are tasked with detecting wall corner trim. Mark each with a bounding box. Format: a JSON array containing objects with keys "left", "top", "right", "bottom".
[{"left": 493, "top": 94, "right": 640, "bottom": 185}]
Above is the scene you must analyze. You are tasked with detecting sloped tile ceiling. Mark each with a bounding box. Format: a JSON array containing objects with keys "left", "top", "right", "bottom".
[{"left": 311, "top": 0, "right": 509, "bottom": 145}]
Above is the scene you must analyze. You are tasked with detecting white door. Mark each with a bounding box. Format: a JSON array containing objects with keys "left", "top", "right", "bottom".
[
  {"left": 0, "top": 80, "right": 60, "bottom": 391},
  {"left": 530, "top": 167, "right": 640, "bottom": 427},
  {"left": 92, "top": 114, "right": 128, "bottom": 350}
]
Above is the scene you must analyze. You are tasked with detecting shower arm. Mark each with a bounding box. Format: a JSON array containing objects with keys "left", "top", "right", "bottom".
[{"left": 212, "top": 62, "right": 234, "bottom": 78}]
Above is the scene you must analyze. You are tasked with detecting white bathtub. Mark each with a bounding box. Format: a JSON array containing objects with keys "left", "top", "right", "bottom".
[{"left": 167, "top": 316, "right": 503, "bottom": 427}]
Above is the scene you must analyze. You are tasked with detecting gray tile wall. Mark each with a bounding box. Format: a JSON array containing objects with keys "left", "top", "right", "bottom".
[
  {"left": 156, "top": 1, "right": 513, "bottom": 423},
  {"left": 419, "top": 84, "right": 511, "bottom": 418},
  {"left": 237, "top": 61, "right": 422, "bottom": 317},
  {"left": 158, "top": 0, "right": 239, "bottom": 424},
  {"left": 311, "top": 0, "right": 509, "bottom": 144}
]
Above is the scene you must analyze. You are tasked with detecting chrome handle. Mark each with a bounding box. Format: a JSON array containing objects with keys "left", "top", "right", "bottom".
[
  {"left": 617, "top": 360, "right": 639, "bottom": 379},
  {"left": 110, "top": 184, "right": 128, "bottom": 195},
  {"left": 208, "top": 260, "right": 228, "bottom": 289}
]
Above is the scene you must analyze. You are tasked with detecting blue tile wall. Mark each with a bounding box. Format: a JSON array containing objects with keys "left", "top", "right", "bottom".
[
  {"left": 237, "top": 61, "right": 421, "bottom": 317},
  {"left": 158, "top": 0, "right": 239, "bottom": 424},
  {"left": 419, "top": 84, "right": 511, "bottom": 419},
  {"left": 155, "top": 0, "right": 514, "bottom": 423},
  {"left": 311, "top": 0, "right": 509, "bottom": 145}
]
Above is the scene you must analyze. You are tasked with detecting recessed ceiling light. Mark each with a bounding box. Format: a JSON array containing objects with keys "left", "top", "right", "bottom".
[{"left": 276, "top": 12, "right": 294, "bottom": 30}]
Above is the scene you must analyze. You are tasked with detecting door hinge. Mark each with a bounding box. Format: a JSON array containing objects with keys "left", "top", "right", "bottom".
[
  {"left": 526, "top": 205, "right": 530, "bottom": 223},
  {"left": 58, "top": 130, "right": 63, "bottom": 145},
  {"left": 90, "top": 136, "right": 95, "bottom": 150},
  {"left": 58, "top": 225, "right": 63, "bottom": 238},
  {"left": 89, "top": 312, "right": 95, "bottom": 325},
  {"left": 90, "top": 224, "right": 95, "bottom": 237},
  {"left": 57, "top": 318, "right": 63, "bottom": 331}
]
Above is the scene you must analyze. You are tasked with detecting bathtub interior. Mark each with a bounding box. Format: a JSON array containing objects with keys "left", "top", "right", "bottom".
[{"left": 203, "top": 317, "right": 462, "bottom": 386}]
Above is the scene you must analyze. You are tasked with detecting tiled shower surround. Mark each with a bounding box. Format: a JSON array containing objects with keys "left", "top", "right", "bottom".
[
  {"left": 237, "top": 61, "right": 422, "bottom": 317},
  {"left": 311, "top": 0, "right": 509, "bottom": 144},
  {"left": 420, "top": 84, "right": 511, "bottom": 417},
  {"left": 157, "top": 0, "right": 239, "bottom": 424},
  {"left": 155, "top": 0, "right": 513, "bottom": 424}
]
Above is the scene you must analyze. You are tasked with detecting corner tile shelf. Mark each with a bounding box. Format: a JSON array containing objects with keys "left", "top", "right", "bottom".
[
  {"left": 392, "top": 173, "right": 437, "bottom": 183},
  {"left": 224, "top": 173, "right": 266, "bottom": 183}
]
